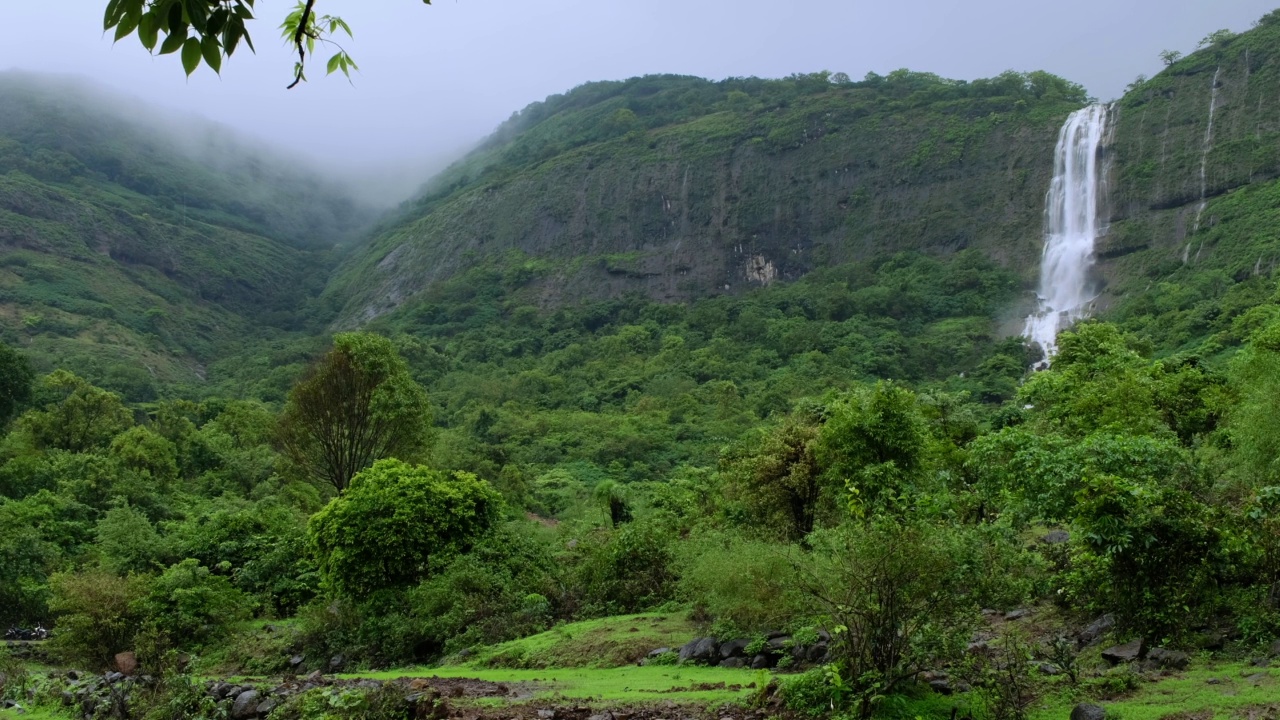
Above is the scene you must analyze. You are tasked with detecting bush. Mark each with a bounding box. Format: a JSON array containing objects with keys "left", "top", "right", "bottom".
[
  {"left": 140, "top": 559, "right": 252, "bottom": 645},
  {"left": 573, "top": 515, "right": 678, "bottom": 614},
  {"left": 801, "top": 520, "right": 979, "bottom": 719},
  {"left": 48, "top": 569, "right": 148, "bottom": 668},
  {"left": 308, "top": 459, "right": 502, "bottom": 597},
  {"left": 677, "top": 531, "right": 808, "bottom": 634}
]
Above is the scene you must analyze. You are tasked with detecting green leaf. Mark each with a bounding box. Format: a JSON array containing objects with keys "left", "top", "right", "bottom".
[
  {"left": 113, "top": 12, "right": 140, "bottom": 42},
  {"left": 222, "top": 20, "right": 243, "bottom": 56},
  {"left": 159, "top": 27, "right": 187, "bottom": 55},
  {"left": 181, "top": 37, "right": 202, "bottom": 76},
  {"left": 104, "top": 0, "right": 126, "bottom": 30},
  {"left": 138, "top": 13, "right": 159, "bottom": 51},
  {"left": 326, "top": 53, "right": 342, "bottom": 76},
  {"left": 201, "top": 36, "right": 222, "bottom": 74}
]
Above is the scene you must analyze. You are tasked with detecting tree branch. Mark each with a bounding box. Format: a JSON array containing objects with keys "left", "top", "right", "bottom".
[{"left": 287, "top": 0, "right": 319, "bottom": 89}]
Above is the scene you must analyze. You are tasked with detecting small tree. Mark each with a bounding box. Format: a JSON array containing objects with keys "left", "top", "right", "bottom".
[
  {"left": 17, "top": 371, "right": 133, "bottom": 452},
  {"left": 308, "top": 459, "right": 501, "bottom": 596},
  {"left": 592, "top": 480, "right": 633, "bottom": 527},
  {"left": 722, "top": 414, "right": 826, "bottom": 540},
  {"left": 801, "top": 520, "right": 977, "bottom": 719},
  {"left": 278, "top": 333, "right": 432, "bottom": 494},
  {"left": 1159, "top": 49, "right": 1182, "bottom": 66},
  {"left": 1198, "top": 29, "right": 1235, "bottom": 48},
  {"left": 0, "top": 342, "right": 33, "bottom": 424}
]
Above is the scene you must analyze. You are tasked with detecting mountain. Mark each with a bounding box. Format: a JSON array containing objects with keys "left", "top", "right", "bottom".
[
  {"left": 326, "top": 71, "right": 1089, "bottom": 326},
  {"left": 0, "top": 73, "right": 375, "bottom": 398}
]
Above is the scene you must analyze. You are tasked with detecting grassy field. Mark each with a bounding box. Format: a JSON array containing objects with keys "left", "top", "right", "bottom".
[{"left": 459, "top": 612, "right": 700, "bottom": 669}]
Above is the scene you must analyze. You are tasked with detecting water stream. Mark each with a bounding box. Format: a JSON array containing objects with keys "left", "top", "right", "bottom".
[
  {"left": 1192, "top": 66, "right": 1223, "bottom": 237},
  {"left": 1023, "top": 104, "right": 1111, "bottom": 361}
]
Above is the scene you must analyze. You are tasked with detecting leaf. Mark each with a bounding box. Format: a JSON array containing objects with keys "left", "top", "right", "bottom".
[
  {"left": 326, "top": 53, "right": 342, "bottom": 76},
  {"left": 159, "top": 27, "right": 187, "bottom": 55},
  {"left": 181, "top": 37, "right": 202, "bottom": 76},
  {"left": 104, "top": 0, "right": 125, "bottom": 30},
  {"left": 138, "top": 13, "right": 159, "bottom": 51},
  {"left": 201, "top": 36, "right": 222, "bottom": 74},
  {"left": 113, "top": 12, "right": 140, "bottom": 42},
  {"left": 222, "top": 20, "right": 243, "bottom": 56}
]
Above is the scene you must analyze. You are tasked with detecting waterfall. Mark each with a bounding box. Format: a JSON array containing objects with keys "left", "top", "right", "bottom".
[
  {"left": 1023, "top": 104, "right": 1110, "bottom": 361},
  {"left": 1192, "top": 66, "right": 1223, "bottom": 235}
]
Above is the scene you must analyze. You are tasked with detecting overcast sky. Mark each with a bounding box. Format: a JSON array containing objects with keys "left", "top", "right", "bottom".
[{"left": 1, "top": 0, "right": 1275, "bottom": 192}]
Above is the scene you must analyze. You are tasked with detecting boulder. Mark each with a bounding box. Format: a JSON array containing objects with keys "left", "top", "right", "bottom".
[
  {"left": 1041, "top": 529, "right": 1071, "bottom": 544},
  {"left": 231, "top": 690, "right": 260, "bottom": 719},
  {"left": 105, "top": 672, "right": 125, "bottom": 684},
  {"left": 807, "top": 644, "right": 828, "bottom": 663},
  {"left": 1269, "top": 639, "right": 1280, "bottom": 658},
  {"left": 1004, "top": 609, "right": 1032, "bottom": 621},
  {"left": 719, "top": 657, "right": 746, "bottom": 669},
  {"left": 1147, "top": 647, "right": 1190, "bottom": 670},
  {"left": 766, "top": 635, "right": 791, "bottom": 652},
  {"left": 647, "top": 647, "right": 671, "bottom": 658},
  {"left": 678, "top": 637, "right": 719, "bottom": 664},
  {"left": 537, "top": 710, "right": 557, "bottom": 719},
  {"left": 114, "top": 651, "right": 138, "bottom": 676},
  {"left": 928, "top": 679, "right": 954, "bottom": 695},
  {"left": 256, "top": 698, "right": 279, "bottom": 715},
  {"left": 719, "top": 639, "right": 750, "bottom": 659},
  {"left": 1070, "top": 703, "right": 1106, "bottom": 720},
  {"left": 750, "top": 654, "right": 773, "bottom": 670},
  {"left": 288, "top": 655, "right": 304, "bottom": 669},
  {"left": 1077, "top": 614, "right": 1115, "bottom": 648},
  {"left": 304, "top": 670, "right": 324, "bottom": 683},
  {"left": 66, "top": 670, "right": 80, "bottom": 681},
  {"left": 1102, "top": 638, "right": 1144, "bottom": 665},
  {"left": 328, "top": 654, "right": 346, "bottom": 671}
]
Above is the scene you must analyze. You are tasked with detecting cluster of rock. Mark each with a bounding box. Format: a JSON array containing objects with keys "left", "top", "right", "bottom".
[
  {"left": 13, "top": 669, "right": 447, "bottom": 720},
  {"left": 648, "top": 631, "right": 831, "bottom": 670}
]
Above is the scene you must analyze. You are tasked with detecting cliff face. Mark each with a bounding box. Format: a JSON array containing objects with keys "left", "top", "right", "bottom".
[
  {"left": 1098, "top": 13, "right": 1280, "bottom": 317},
  {"left": 329, "top": 72, "right": 1089, "bottom": 326}
]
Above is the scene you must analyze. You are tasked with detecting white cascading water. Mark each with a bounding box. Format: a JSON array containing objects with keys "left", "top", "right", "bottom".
[{"left": 1023, "top": 104, "right": 1110, "bottom": 361}]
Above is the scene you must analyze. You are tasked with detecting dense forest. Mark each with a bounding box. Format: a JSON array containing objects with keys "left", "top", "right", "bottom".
[{"left": 3, "top": 10, "right": 1280, "bottom": 720}]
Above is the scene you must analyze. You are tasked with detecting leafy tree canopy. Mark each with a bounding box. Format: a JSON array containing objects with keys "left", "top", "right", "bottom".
[{"left": 307, "top": 459, "right": 502, "bottom": 596}]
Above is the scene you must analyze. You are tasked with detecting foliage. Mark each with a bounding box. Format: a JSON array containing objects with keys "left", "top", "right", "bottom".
[
  {"left": 307, "top": 459, "right": 502, "bottom": 596},
  {"left": 17, "top": 370, "right": 133, "bottom": 452},
  {"left": 47, "top": 568, "right": 148, "bottom": 669},
  {"left": 721, "top": 412, "right": 827, "bottom": 540},
  {"left": 0, "top": 341, "right": 33, "bottom": 424},
  {"left": 139, "top": 558, "right": 253, "bottom": 645},
  {"left": 278, "top": 332, "right": 433, "bottom": 493},
  {"left": 800, "top": 520, "right": 979, "bottom": 718},
  {"left": 817, "top": 382, "right": 930, "bottom": 517}
]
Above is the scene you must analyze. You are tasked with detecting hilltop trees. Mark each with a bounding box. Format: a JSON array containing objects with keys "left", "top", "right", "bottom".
[
  {"left": 0, "top": 342, "right": 33, "bottom": 424},
  {"left": 277, "top": 333, "right": 433, "bottom": 494}
]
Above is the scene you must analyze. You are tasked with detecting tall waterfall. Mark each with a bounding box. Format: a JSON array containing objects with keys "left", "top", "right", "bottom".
[{"left": 1023, "top": 104, "right": 1110, "bottom": 361}]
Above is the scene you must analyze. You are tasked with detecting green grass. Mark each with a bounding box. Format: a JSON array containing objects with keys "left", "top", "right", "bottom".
[
  {"left": 0, "top": 708, "right": 71, "bottom": 720},
  {"left": 346, "top": 664, "right": 766, "bottom": 706},
  {"left": 1030, "top": 662, "right": 1277, "bottom": 720},
  {"left": 461, "top": 612, "right": 699, "bottom": 669}
]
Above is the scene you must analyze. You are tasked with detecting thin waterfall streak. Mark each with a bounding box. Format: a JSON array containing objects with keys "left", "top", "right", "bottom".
[
  {"left": 1193, "top": 67, "right": 1222, "bottom": 234},
  {"left": 1022, "top": 104, "right": 1110, "bottom": 362}
]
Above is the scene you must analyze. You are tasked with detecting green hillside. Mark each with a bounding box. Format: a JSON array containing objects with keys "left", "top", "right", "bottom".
[{"left": 0, "top": 73, "right": 374, "bottom": 399}]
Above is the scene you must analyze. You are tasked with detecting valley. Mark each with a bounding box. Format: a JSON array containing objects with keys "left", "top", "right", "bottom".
[{"left": 4, "top": 7, "right": 1280, "bottom": 720}]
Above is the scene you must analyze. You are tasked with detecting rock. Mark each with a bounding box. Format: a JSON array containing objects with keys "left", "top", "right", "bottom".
[
  {"left": 807, "top": 644, "right": 828, "bottom": 663},
  {"left": 719, "top": 639, "right": 750, "bottom": 659},
  {"left": 1078, "top": 614, "right": 1115, "bottom": 648},
  {"left": 328, "top": 654, "right": 345, "bottom": 671},
  {"left": 1004, "top": 609, "right": 1032, "bottom": 621},
  {"left": 766, "top": 635, "right": 791, "bottom": 652},
  {"left": 457, "top": 648, "right": 473, "bottom": 659},
  {"left": 750, "top": 654, "right": 773, "bottom": 670},
  {"left": 288, "top": 655, "right": 304, "bottom": 669},
  {"left": 256, "top": 698, "right": 279, "bottom": 715},
  {"left": 1041, "top": 529, "right": 1070, "bottom": 544},
  {"left": 537, "top": 710, "right": 557, "bottom": 719},
  {"left": 1101, "top": 638, "right": 1144, "bottom": 665},
  {"left": 678, "top": 637, "right": 719, "bottom": 664},
  {"left": 231, "top": 690, "right": 260, "bottom": 719},
  {"left": 928, "top": 679, "right": 954, "bottom": 695},
  {"left": 1070, "top": 703, "right": 1106, "bottom": 720},
  {"left": 104, "top": 672, "right": 124, "bottom": 684},
  {"left": 304, "top": 670, "right": 324, "bottom": 683},
  {"left": 1147, "top": 647, "right": 1190, "bottom": 670},
  {"left": 647, "top": 647, "right": 672, "bottom": 658},
  {"left": 1269, "top": 639, "right": 1280, "bottom": 658},
  {"left": 1205, "top": 678, "right": 1225, "bottom": 685},
  {"left": 66, "top": 670, "right": 80, "bottom": 681},
  {"left": 587, "top": 713, "right": 614, "bottom": 720},
  {"left": 1197, "top": 632, "right": 1225, "bottom": 651},
  {"left": 1249, "top": 657, "right": 1270, "bottom": 668},
  {"left": 719, "top": 658, "right": 746, "bottom": 669},
  {"left": 115, "top": 651, "right": 138, "bottom": 676},
  {"left": 1038, "top": 662, "right": 1062, "bottom": 676}
]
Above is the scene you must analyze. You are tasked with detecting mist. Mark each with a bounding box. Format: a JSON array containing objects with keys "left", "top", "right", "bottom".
[{"left": 1, "top": 0, "right": 1276, "bottom": 200}]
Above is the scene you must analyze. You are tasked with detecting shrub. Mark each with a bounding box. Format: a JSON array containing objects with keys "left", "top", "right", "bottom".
[
  {"left": 48, "top": 569, "right": 148, "bottom": 668},
  {"left": 308, "top": 459, "right": 502, "bottom": 597},
  {"left": 140, "top": 559, "right": 252, "bottom": 645},
  {"left": 676, "top": 531, "right": 807, "bottom": 634},
  {"left": 801, "top": 520, "right": 979, "bottom": 719}
]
